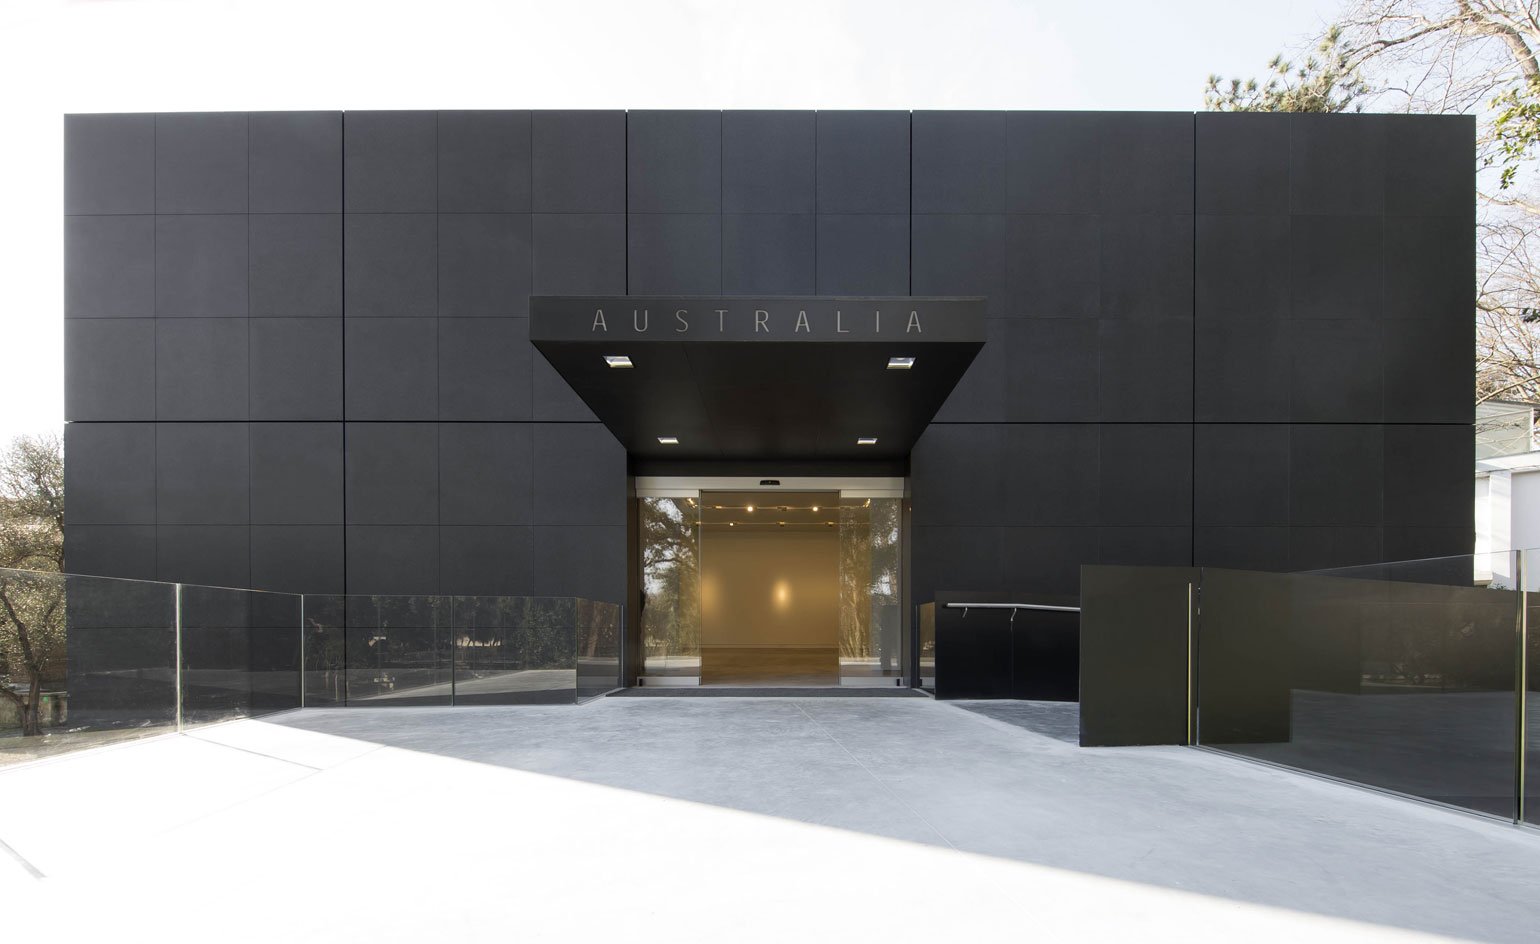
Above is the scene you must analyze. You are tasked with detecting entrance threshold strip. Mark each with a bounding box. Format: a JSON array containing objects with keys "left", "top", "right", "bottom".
[{"left": 609, "top": 687, "right": 930, "bottom": 698}]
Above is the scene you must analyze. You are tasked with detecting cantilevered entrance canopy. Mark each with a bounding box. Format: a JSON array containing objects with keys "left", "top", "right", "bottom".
[{"left": 531, "top": 297, "right": 986, "bottom": 462}]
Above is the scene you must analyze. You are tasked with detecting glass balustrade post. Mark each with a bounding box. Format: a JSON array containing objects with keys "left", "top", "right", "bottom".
[
  {"left": 1518, "top": 549, "right": 1529, "bottom": 825},
  {"left": 173, "top": 582, "right": 184, "bottom": 734},
  {"left": 1187, "top": 577, "right": 1197, "bottom": 747},
  {"left": 299, "top": 595, "right": 307, "bottom": 710}
]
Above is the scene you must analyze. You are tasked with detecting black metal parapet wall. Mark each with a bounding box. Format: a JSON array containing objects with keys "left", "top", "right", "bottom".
[
  {"left": 1079, "top": 556, "right": 1538, "bottom": 826},
  {"left": 1078, "top": 566, "right": 1196, "bottom": 747},
  {"left": 930, "top": 590, "right": 1080, "bottom": 700}
]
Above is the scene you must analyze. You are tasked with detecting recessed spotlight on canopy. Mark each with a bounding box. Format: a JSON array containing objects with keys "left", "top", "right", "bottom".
[
  {"left": 656, "top": 436, "right": 679, "bottom": 445},
  {"left": 603, "top": 355, "right": 633, "bottom": 368},
  {"left": 856, "top": 437, "right": 878, "bottom": 446},
  {"left": 887, "top": 356, "right": 916, "bottom": 369}
]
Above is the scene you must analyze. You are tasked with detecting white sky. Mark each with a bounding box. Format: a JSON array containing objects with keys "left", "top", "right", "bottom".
[{"left": 0, "top": 0, "right": 1340, "bottom": 443}]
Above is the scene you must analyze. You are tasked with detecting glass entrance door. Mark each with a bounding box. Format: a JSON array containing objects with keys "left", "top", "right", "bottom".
[{"left": 637, "top": 480, "right": 906, "bottom": 687}]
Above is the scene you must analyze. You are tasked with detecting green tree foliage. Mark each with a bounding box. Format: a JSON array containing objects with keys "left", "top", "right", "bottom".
[
  {"left": 1491, "top": 75, "right": 1540, "bottom": 189},
  {"left": 1204, "top": 27, "right": 1373, "bottom": 113},
  {"left": 0, "top": 434, "right": 65, "bottom": 736}
]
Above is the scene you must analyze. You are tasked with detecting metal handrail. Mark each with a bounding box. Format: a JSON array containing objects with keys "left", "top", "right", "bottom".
[
  {"left": 942, "top": 601, "right": 1080, "bottom": 626},
  {"left": 943, "top": 602, "right": 1080, "bottom": 613}
]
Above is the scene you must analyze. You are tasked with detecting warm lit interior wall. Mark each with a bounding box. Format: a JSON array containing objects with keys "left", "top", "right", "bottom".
[{"left": 701, "top": 528, "right": 839, "bottom": 648}]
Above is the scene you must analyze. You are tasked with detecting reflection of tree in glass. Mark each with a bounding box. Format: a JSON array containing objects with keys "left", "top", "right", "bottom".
[
  {"left": 342, "top": 595, "right": 452, "bottom": 697},
  {"left": 303, "top": 605, "right": 346, "bottom": 703},
  {"left": 518, "top": 597, "right": 575, "bottom": 671},
  {"left": 1357, "top": 590, "right": 1516, "bottom": 693},
  {"left": 640, "top": 498, "right": 700, "bottom": 663},
  {"left": 328, "top": 593, "right": 610, "bottom": 696},
  {"left": 840, "top": 499, "right": 901, "bottom": 665},
  {"left": 447, "top": 595, "right": 580, "bottom": 677},
  {"left": 576, "top": 599, "right": 619, "bottom": 661}
]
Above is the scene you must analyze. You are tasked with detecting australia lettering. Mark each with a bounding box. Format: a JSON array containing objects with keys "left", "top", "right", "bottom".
[{"left": 588, "top": 307, "right": 923, "bottom": 335}]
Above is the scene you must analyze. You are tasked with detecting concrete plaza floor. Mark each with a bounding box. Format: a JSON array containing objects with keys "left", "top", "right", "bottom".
[{"left": 1, "top": 697, "right": 1537, "bottom": 942}]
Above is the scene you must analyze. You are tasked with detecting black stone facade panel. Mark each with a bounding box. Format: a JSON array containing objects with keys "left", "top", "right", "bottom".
[
  {"left": 910, "top": 111, "right": 1473, "bottom": 601},
  {"left": 63, "top": 110, "right": 1474, "bottom": 609}
]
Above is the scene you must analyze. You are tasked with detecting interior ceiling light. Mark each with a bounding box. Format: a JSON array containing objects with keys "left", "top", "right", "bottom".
[
  {"left": 887, "top": 356, "right": 916, "bottom": 370},
  {"left": 657, "top": 436, "right": 679, "bottom": 445},
  {"left": 604, "top": 355, "right": 633, "bottom": 368},
  {"left": 746, "top": 505, "right": 755, "bottom": 513},
  {"left": 857, "top": 437, "right": 879, "bottom": 446}
]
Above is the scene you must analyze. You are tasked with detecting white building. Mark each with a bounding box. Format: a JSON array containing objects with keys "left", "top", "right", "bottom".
[{"left": 1474, "top": 399, "right": 1540, "bottom": 584}]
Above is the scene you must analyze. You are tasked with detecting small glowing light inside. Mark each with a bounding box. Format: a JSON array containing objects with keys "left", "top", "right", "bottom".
[
  {"left": 774, "top": 580, "right": 791, "bottom": 609},
  {"left": 811, "top": 506, "right": 819, "bottom": 512},
  {"left": 746, "top": 505, "right": 755, "bottom": 513},
  {"left": 728, "top": 521, "right": 735, "bottom": 527},
  {"left": 657, "top": 436, "right": 679, "bottom": 445},
  {"left": 603, "top": 355, "right": 633, "bottom": 368},
  {"left": 856, "top": 437, "right": 879, "bottom": 446},
  {"left": 887, "top": 356, "right": 916, "bottom": 370}
]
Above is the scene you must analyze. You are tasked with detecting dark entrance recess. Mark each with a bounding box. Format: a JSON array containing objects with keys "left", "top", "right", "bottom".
[{"left": 932, "top": 590, "right": 1080, "bottom": 700}]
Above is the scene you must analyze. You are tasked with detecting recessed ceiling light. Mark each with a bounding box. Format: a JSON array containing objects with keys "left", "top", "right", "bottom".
[
  {"left": 657, "top": 436, "right": 679, "bottom": 445},
  {"left": 857, "top": 437, "right": 878, "bottom": 446},
  {"left": 604, "top": 355, "right": 633, "bottom": 368},
  {"left": 887, "top": 356, "right": 916, "bottom": 370}
]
